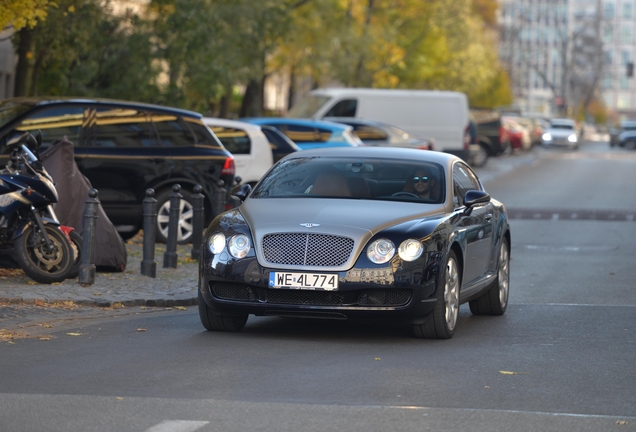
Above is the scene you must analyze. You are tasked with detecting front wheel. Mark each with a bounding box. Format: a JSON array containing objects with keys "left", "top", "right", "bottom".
[
  {"left": 198, "top": 289, "right": 248, "bottom": 332},
  {"left": 14, "top": 225, "right": 74, "bottom": 284},
  {"left": 413, "top": 250, "right": 460, "bottom": 339}
]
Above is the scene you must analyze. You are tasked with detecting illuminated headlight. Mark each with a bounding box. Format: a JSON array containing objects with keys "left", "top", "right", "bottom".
[
  {"left": 568, "top": 134, "right": 578, "bottom": 143},
  {"left": 367, "top": 238, "right": 395, "bottom": 264},
  {"left": 228, "top": 234, "right": 251, "bottom": 258},
  {"left": 542, "top": 133, "right": 552, "bottom": 141},
  {"left": 208, "top": 233, "right": 226, "bottom": 254},
  {"left": 398, "top": 239, "right": 424, "bottom": 261}
]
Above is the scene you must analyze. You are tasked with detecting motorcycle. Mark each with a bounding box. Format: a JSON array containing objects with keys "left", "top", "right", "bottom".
[{"left": 0, "top": 131, "right": 76, "bottom": 283}]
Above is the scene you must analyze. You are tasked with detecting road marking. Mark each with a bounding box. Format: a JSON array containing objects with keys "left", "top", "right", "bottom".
[{"left": 144, "top": 420, "right": 209, "bottom": 432}]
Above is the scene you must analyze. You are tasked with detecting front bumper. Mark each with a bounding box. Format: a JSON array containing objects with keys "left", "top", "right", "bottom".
[{"left": 199, "top": 252, "right": 442, "bottom": 324}]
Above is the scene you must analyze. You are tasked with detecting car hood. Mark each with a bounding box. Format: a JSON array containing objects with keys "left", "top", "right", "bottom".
[{"left": 240, "top": 197, "right": 445, "bottom": 270}]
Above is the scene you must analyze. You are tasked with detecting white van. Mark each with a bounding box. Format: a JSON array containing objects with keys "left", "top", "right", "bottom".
[{"left": 288, "top": 88, "right": 472, "bottom": 161}]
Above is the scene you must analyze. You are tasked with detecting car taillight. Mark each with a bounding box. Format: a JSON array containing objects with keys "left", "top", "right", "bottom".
[{"left": 222, "top": 157, "right": 235, "bottom": 175}]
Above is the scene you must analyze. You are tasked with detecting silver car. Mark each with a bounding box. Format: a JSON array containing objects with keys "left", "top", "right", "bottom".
[{"left": 542, "top": 118, "right": 579, "bottom": 150}]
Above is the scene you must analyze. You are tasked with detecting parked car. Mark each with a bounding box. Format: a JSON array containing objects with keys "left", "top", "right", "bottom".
[
  {"left": 259, "top": 125, "right": 302, "bottom": 163},
  {"left": 203, "top": 118, "right": 273, "bottom": 187},
  {"left": 469, "top": 109, "right": 511, "bottom": 158},
  {"left": 610, "top": 120, "right": 636, "bottom": 148},
  {"left": 0, "top": 98, "right": 235, "bottom": 243},
  {"left": 198, "top": 146, "right": 511, "bottom": 339},
  {"left": 501, "top": 117, "right": 532, "bottom": 151},
  {"left": 288, "top": 87, "right": 473, "bottom": 161},
  {"left": 541, "top": 118, "right": 579, "bottom": 150},
  {"left": 323, "top": 117, "right": 433, "bottom": 149},
  {"left": 241, "top": 117, "right": 363, "bottom": 149}
]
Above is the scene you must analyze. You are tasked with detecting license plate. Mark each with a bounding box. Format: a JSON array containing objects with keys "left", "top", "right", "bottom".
[{"left": 269, "top": 272, "right": 339, "bottom": 291}]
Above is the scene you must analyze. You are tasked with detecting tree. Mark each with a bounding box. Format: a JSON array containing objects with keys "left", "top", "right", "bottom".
[{"left": 0, "top": 0, "right": 52, "bottom": 31}]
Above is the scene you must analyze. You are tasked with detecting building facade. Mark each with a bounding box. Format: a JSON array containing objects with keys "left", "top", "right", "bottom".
[{"left": 499, "top": 0, "right": 635, "bottom": 119}]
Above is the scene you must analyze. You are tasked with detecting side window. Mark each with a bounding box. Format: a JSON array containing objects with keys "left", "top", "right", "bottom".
[
  {"left": 353, "top": 125, "right": 388, "bottom": 141},
  {"left": 9, "top": 106, "right": 84, "bottom": 151},
  {"left": 90, "top": 107, "right": 153, "bottom": 148},
  {"left": 151, "top": 113, "right": 196, "bottom": 147},
  {"left": 453, "top": 162, "right": 481, "bottom": 207},
  {"left": 210, "top": 126, "right": 251, "bottom": 155},
  {"left": 285, "top": 124, "right": 317, "bottom": 143},
  {"left": 186, "top": 118, "right": 222, "bottom": 147},
  {"left": 316, "top": 127, "right": 332, "bottom": 143},
  {"left": 324, "top": 99, "right": 357, "bottom": 117}
]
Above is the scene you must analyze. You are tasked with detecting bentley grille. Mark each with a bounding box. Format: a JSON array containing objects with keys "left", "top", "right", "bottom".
[{"left": 262, "top": 233, "right": 354, "bottom": 267}]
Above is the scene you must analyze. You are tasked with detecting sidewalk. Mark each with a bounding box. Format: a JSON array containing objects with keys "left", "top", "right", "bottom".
[{"left": 0, "top": 233, "right": 199, "bottom": 307}]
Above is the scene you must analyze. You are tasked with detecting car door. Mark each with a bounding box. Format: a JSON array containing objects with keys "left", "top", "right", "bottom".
[
  {"left": 452, "top": 162, "right": 495, "bottom": 287},
  {"left": 80, "top": 105, "right": 156, "bottom": 229}
]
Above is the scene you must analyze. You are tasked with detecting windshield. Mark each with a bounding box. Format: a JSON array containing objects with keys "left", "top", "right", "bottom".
[
  {"left": 0, "top": 100, "right": 34, "bottom": 129},
  {"left": 550, "top": 123, "right": 574, "bottom": 130},
  {"left": 287, "top": 95, "right": 331, "bottom": 118},
  {"left": 251, "top": 156, "right": 445, "bottom": 204}
]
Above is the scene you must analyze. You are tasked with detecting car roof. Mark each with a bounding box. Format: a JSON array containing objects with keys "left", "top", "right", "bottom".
[
  {"left": 2, "top": 97, "right": 204, "bottom": 119},
  {"left": 242, "top": 117, "right": 352, "bottom": 131},
  {"left": 282, "top": 146, "right": 461, "bottom": 166},
  {"left": 202, "top": 117, "right": 263, "bottom": 132}
]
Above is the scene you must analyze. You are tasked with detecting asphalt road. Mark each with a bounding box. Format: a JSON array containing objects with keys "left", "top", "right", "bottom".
[{"left": 1, "top": 140, "right": 635, "bottom": 432}]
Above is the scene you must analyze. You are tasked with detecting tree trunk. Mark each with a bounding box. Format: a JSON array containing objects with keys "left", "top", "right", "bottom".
[
  {"left": 239, "top": 79, "right": 262, "bottom": 118},
  {"left": 287, "top": 66, "right": 295, "bottom": 112},
  {"left": 14, "top": 28, "right": 34, "bottom": 97},
  {"left": 219, "top": 87, "right": 231, "bottom": 118}
]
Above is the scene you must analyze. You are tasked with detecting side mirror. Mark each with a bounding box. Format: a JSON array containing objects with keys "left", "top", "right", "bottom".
[
  {"left": 231, "top": 183, "right": 252, "bottom": 202},
  {"left": 464, "top": 190, "right": 490, "bottom": 208}
]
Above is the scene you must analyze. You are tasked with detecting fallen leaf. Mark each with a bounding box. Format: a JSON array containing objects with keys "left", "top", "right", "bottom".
[
  {"left": 116, "top": 397, "right": 124, "bottom": 401},
  {"left": 66, "top": 332, "right": 83, "bottom": 336},
  {"left": 7, "top": 341, "right": 15, "bottom": 344},
  {"left": 175, "top": 306, "right": 187, "bottom": 311},
  {"left": 374, "top": 358, "right": 381, "bottom": 361},
  {"left": 38, "top": 323, "right": 53, "bottom": 329},
  {"left": 136, "top": 328, "right": 148, "bottom": 332},
  {"left": 499, "top": 371, "right": 530, "bottom": 375},
  {"left": 27, "top": 281, "right": 38, "bottom": 285},
  {"left": 38, "top": 336, "right": 51, "bottom": 341},
  {"left": 164, "top": 307, "right": 172, "bottom": 310},
  {"left": 485, "top": 386, "right": 490, "bottom": 388},
  {"left": 617, "top": 420, "right": 629, "bottom": 425}
]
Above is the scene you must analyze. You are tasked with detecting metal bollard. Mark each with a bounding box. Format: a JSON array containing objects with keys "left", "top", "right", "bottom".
[
  {"left": 212, "top": 179, "right": 226, "bottom": 218},
  {"left": 191, "top": 184, "right": 204, "bottom": 260},
  {"left": 141, "top": 188, "right": 157, "bottom": 277},
  {"left": 79, "top": 188, "right": 99, "bottom": 286},
  {"left": 163, "top": 184, "right": 181, "bottom": 269}
]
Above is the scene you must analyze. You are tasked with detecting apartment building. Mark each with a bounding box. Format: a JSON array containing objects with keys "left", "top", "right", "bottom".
[{"left": 500, "top": 0, "right": 634, "bottom": 118}]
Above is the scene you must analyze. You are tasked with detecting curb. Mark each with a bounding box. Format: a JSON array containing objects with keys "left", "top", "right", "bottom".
[{"left": 0, "top": 296, "right": 198, "bottom": 308}]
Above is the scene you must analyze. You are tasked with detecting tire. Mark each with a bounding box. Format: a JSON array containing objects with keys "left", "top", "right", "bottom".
[
  {"left": 155, "top": 188, "right": 194, "bottom": 244},
  {"left": 13, "top": 225, "right": 73, "bottom": 284},
  {"left": 198, "top": 289, "right": 248, "bottom": 332},
  {"left": 471, "top": 144, "right": 489, "bottom": 167},
  {"left": 624, "top": 140, "right": 636, "bottom": 150},
  {"left": 413, "top": 250, "right": 460, "bottom": 339},
  {"left": 469, "top": 238, "right": 510, "bottom": 316},
  {"left": 66, "top": 231, "right": 83, "bottom": 280}
]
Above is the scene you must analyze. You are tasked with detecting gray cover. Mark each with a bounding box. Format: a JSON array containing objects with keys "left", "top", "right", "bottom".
[{"left": 40, "top": 138, "right": 127, "bottom": 271}]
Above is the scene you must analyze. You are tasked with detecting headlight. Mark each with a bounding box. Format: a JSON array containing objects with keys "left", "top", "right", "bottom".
[
  {"left": 228, "top": 234, "right": 251, "bottom": 258},
  {"left": 367, "top": 238, "right": 395, "bottom": 264},
  {"left": 542, "top": 133, "right": 552, "bottom": 141},
  {"left": 398, "top": 239, "right": 424, "bottom": 261},
  {"left": 568, "top": 134, "right": 578, "bottom": 143},
  {"left": 209, "top": 233, "right": 226, "bottom": 254}
]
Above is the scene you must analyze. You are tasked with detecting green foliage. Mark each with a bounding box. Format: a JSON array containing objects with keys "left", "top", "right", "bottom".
[{"left": 11, "top": 0, "right": 512, "bottom": 114}]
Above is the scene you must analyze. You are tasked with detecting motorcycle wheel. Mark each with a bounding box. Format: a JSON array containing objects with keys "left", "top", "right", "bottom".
[
  {"left": 14, "top": 225, "right": 74, "bottom": 284},
  {"left": 66, "top": 230, "right": 83, "bottom": 280}
]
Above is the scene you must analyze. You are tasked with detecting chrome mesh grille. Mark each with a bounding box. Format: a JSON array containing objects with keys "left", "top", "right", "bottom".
[{"left": 262, "top": 233, "right": 354, "bottom": 267}]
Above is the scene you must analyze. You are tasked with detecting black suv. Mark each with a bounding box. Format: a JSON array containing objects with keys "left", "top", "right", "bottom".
[{"left": 0, "top": 98, "right": 235, "bottom": 242}]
